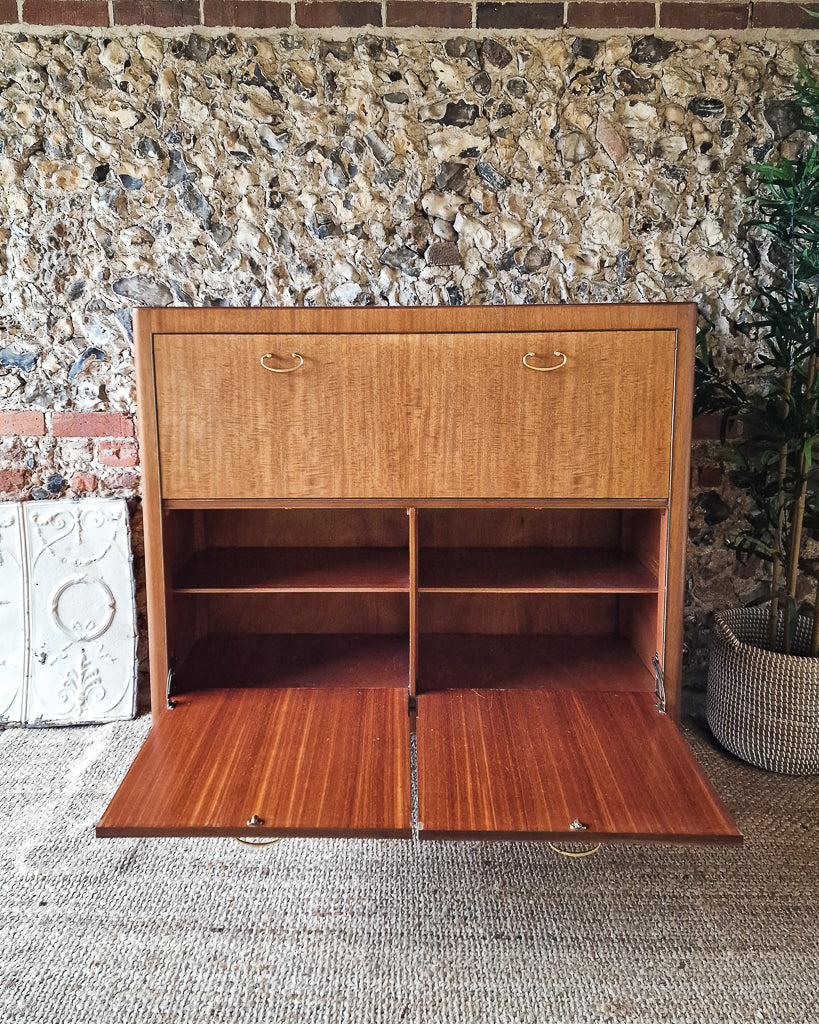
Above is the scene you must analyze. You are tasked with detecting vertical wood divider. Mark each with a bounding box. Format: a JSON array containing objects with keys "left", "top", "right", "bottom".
[
  {"left": 409, "top": 507, "right": 419, "bottom": 698},
  {"left": 193, "top": 509, "right": 207, "bottom": 643}
]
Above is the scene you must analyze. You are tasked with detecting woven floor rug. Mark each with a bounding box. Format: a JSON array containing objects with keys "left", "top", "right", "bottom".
[{"left": 0, "top": 711, "right": 816, "bottom": 1024}]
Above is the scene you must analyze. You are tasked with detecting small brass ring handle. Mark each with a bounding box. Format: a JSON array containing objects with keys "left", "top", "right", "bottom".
[
  {"left": 233, "top": 836, "right": 284, "bottom": 849},
  {"left": 233, "top": 813, "right": 283, "bottom": 847},
  {"left": 548, "top": 842, "right": 602, "bottom": 859},
  {"left": 522, "top": 350, "right": 567, "bottom": 372},
  {"left": 261, "top": 352, "right": 304, "bottom": 373}
]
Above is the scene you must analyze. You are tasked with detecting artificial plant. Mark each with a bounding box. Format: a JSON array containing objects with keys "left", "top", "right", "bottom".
[{"left": 696, "top": 63, "right": 819, "bottom": 656}]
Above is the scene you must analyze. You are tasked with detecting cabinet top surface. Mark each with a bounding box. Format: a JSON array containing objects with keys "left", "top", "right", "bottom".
[{"left": 133, "top": 302, "right": 697, "bottom": 338}]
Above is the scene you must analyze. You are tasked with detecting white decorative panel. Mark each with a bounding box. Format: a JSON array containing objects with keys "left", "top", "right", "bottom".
[
  {"left": 0, "top": 502, "right": 27, "bottom": 726},
  {"left": 0, "top": 498, "right": 138, "bottom": 728}
]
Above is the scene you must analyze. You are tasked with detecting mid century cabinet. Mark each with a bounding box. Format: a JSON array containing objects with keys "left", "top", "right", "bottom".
[{"left": 97, "top": 304, "right": 741, "bottom": 845}]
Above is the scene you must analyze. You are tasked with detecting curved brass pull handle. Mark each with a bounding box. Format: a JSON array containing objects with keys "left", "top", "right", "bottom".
[
  {"left": 233, "top": 836, "right": 284, "bottom": 849},
  {"left": 233, "top": 813, "right": 284, "bottom": 847},
  {"left": 522, "top": 350, "right": 567, "bottom": 372},
  {"left": 548, "top": 842, "right": 601, "bottom": 859},
  {"left": 261, "top": 352, "right": 304, "bottom": 373}
]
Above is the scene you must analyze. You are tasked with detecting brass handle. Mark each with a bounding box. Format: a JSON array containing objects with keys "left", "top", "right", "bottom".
[
  {"left": 548, "top": 842, "right": 601, "bottom": 859},
  {"left": 522, "top": 350, "right": 567, "bottom": 372},
  {"left": 261, "top": 352, "right": 304, "bottom": 373},
  {"left": 233, "top": 836, "right": 284, "bottom": 849},
  {"left": 233, "top": 812, "right": 284, "bottom": 847}
]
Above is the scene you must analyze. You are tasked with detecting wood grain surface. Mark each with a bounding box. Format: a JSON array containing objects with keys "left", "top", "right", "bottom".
[
  {"left": 173, "top": 547, "right": 410, "bottom": 592},
  {"left": 418, "top": 592, "right": 620, "bottom": 634},
  {"left": 195, "top": 507, "right": 410, "bottom": 548},
  {"left": 417, "top": 507, "right": 623, "bottom": 548},
  {"left": 198, "top": 592, "right": 409, "bottom": 635},
  {"left": 663, "top": 309, "right": 696, "bottom": 718},
  {"left": 419, "top": 547, "right": 658, "bottom": 592},
  {"left": 173, "top": 633, "right": 409, "bottom": 690},
  {"left": 97, "top": 687, "right": 411, "bottom": 837},
  {"left": 151, "top": 329, "right": 676, "bottom": 501},
  {"left": 417, "top": 635, "right": 656, "bottom": 692},
  {"left": 416, "top": 689, "right": 742, "bottom": 842},
  {"left": 133, "top": 302, "right": 696, "bottom": 338}
]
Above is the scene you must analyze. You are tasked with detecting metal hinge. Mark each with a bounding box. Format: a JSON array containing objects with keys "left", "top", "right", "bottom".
[
  {"left": 652, "top": 652, "right": 666, "bottom": 715},
  {"left": 166, "top": 656, "right": 178, "bottom": 710}
]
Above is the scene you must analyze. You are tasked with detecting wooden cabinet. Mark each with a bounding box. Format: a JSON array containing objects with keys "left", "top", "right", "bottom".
[{"left": 97, "top": 305, "right": 741, "bottom": 845}]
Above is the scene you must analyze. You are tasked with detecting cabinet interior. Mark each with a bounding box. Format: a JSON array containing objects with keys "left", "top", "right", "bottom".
[{"left": 161, "top": 505, "right": 667, "bottom": 701}]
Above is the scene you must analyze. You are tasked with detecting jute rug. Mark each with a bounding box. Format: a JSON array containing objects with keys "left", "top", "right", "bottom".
[{"left": 0, "top": 710, "right": 816, "bottom": 1024}]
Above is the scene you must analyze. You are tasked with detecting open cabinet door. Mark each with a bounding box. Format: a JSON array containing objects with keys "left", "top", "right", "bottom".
[
  {"left": 97, "top": 686, "right": 411, "bottom": 838},
  {"left": 416, "top": 690, "right": 741, "bottom": 843}
]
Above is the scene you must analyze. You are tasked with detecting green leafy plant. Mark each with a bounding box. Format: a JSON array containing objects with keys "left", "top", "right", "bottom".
[{"left": 696, "top": 64, "right": 819, "bottom": 655}]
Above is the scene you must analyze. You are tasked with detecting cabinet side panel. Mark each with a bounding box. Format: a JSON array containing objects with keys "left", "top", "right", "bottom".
[
  {"left": 409, "top": 507, "right": 418, "bottom": 698},
  {"left": 133, "top": 310, "right": 169, "bottom": 722},
  {"left": 665, "top": 315, "right": 696, "bottom": 718}
]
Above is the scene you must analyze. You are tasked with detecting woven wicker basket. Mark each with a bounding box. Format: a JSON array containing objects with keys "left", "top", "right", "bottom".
[{"left": 707, "top": 606, "right": 819, "bottom": 775}]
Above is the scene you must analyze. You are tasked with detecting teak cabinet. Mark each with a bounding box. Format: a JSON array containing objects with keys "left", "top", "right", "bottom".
[{"left": 97, "top": 305, "right": 741, "bottom": 845}]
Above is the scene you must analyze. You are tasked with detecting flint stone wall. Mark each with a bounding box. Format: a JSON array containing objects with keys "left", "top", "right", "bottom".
[{"left": 1, "top": 28, "right": 815, "bottom": 686}]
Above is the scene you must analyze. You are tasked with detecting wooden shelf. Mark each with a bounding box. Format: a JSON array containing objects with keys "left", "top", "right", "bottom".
[
  {"left": 418, "top": 635, "right": 656, "bottom": 692},
  {"left": 419, "top": 547, "right": 657, "bottom": 593},
  {"left": 174, "top": 633, "right": 409, "bottom": 691},
  {"left": 173, "top": 547, "right": 409, "bottom": 593}
]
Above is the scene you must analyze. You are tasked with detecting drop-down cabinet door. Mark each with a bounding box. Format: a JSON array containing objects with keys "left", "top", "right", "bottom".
[
  {"left": 416, "top": 689, "right": 741, "bottom": 843},
  {"left": 150, "top": 328, "right": 676, "bottom": 501},
  {"left": 98, "top": 685, "right": 412, "bottom": 838}
]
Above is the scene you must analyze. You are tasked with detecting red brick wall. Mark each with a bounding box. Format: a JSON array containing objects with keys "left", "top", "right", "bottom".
[
  {"left": 0, "top": 411, "right": 137, "bottom": 497},
  {"left": 0, "top": 0, "right": 817, "bottom": 30}
]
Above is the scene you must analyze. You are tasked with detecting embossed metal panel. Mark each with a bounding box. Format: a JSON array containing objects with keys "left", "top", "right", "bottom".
[
  {"left": 0, "top": 503, "right": 26, "bottom": 726},
  {"left": 23, "top": 499, "right": 137, "bottom": 726}
]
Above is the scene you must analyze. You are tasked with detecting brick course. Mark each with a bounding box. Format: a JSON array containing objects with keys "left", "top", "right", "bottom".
[
  {"left": 0, "top": 0, "right": 818, "bottom": 30},
  {"left": 477, "top": 2, "right": 563, "bottom": 29},
  {"left": 203, "top": 0, "right": 291, "bottom": 26},
  {"left": 567, "top": 1, "right": 655, "bottom": 29},
  {"left": 660, "top": 2, "right": 749, "bottom": 31},
  {"left": 0, "top": 411, "right": 47, "bottom": 436},
  {"left": 387, "top": 2, "right": 472, "bottom": 27},
  {"left": 295, "top": 1, "right": 382, "bottom": 27},
  {"left": 0, "top": 468, "right": 26, "bottom": 493},
  {"left": 22, "top": 0, "right": 109, "bottom": 24},
  {"left": 51, "top": 413, "right": 135, "bottom": 438},
  {"left": 113, "top": 0, "right": 199, "bottom": 25},
  {"left": 753, "top": 3, "right": 819, "bottom": 28}
]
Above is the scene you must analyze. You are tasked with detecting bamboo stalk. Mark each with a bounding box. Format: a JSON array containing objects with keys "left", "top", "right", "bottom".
[
  {"left": 769, "top": 371, "right": 792, "bottom": 650},
  {"left": 785, "top": 348, "right": 818, "bottom": 652}
]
